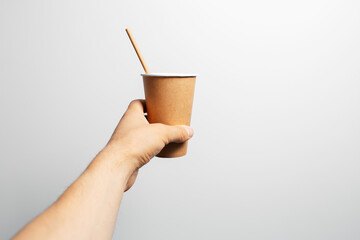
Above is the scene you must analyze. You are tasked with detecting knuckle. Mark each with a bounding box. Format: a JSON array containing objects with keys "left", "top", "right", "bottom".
[
  {"left": 151, "top": 123, "right": 167, "bottom": 133},
  {"left": 128, "top": 99, "right": 139, "bottom": 107}
]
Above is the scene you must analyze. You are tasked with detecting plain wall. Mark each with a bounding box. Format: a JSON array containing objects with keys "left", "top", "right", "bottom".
[{"left": 1, "top": 0, "right": 360, "bottom": 239}]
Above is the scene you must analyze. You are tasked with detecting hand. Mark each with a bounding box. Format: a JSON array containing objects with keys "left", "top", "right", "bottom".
[
  {"left": 106, "top": 99, "right": 194, "bottom": 191},
  {"left": 12, "top": 99, "right": 192, "bottom": 240}
]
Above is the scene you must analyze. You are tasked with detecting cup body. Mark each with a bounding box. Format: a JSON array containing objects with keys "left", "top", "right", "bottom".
[{"left": 142, "top": 73, "right": 196, "bottom": 158}]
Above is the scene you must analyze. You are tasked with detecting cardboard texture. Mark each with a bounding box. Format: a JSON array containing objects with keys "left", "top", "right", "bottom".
[{"left": 142, "top": 75, "right": 196, "bottom": 158}]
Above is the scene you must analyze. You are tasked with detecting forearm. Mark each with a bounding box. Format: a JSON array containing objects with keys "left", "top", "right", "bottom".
[
  {"left": 13, "top": 146, "right": 135, "bottom": 240},
  {"left": 12, "top": 99, "right": 192, "bottom": 240}
]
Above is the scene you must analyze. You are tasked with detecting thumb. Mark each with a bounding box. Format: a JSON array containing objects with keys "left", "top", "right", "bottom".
[{"left": 163, "top": 125, "right": 194, "bottom": 144}]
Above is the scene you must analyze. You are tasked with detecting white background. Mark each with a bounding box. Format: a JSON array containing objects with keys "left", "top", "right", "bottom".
[{"left": 1, "top": 0, "right": 360, "bottom": 239}]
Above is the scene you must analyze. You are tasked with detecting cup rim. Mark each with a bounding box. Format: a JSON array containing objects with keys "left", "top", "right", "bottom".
[{"left": 141, "top": 73, "right": 197, "bottom": 77}]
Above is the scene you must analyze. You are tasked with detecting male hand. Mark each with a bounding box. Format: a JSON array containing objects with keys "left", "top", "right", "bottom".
[{"left": 106, "top": 99, "right": 194, "bottom": 191}]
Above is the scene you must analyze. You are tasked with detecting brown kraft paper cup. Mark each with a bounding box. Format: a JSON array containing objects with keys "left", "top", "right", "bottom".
[{"left": 142, "top": 73, "right": 196, "bottom": 158}]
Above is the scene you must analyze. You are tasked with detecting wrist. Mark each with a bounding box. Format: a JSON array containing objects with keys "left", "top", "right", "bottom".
[
  {"left": 104, "top": 139, "right": 143, "bottom": 168},
  {"left": 91, "top": 144, "right": 138, "bottom": 180}
]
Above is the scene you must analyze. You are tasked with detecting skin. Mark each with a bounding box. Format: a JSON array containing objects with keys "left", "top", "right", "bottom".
[{"left": 12, "top": 99, "right": 193, "bottom": 240}]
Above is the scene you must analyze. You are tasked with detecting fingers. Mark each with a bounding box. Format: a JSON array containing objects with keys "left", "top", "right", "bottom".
[
  {"left": 127, "top": 99, "right": 147, "bottom": 114},
  {"left": 124, "top": 169, "right": 138, "bottom": 192},
  {"left": 159, "top": 125, "right": 194, "bottom": 143},
  {"left": 127, "top": 100, "right": 194, "bottom": 144}
]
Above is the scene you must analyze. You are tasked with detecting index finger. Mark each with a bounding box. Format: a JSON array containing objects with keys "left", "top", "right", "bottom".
[{"left": 127, "top": 99, "right": 147, "bottom": 114}]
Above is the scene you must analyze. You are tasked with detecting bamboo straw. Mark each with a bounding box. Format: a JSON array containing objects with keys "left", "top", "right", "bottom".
[{"left": 125, "top": 28, "right": 150, "bottom": 73}]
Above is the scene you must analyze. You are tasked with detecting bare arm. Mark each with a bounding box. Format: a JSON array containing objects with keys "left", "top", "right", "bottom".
[{"left": 13, "top": 99, "right": 193, "bottom": 240}]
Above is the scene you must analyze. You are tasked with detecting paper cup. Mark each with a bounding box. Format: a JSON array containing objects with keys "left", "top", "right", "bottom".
[{"left": 142, "top": 73, "right": 197, "bottom": 158}]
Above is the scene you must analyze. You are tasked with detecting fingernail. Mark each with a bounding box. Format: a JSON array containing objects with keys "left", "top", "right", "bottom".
[{"left": 184, "top": 126, "right": 193, "bottom": 138}]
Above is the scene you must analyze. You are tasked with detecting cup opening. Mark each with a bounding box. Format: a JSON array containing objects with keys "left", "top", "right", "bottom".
[{"left": 141, "top": 73, "right": 197, "bottom": 77}]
